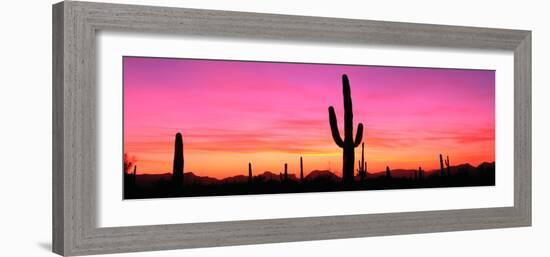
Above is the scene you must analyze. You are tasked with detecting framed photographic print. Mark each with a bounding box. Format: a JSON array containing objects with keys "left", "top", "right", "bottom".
[{"left": 52, "top": 1, "right": 531, "bottom": 256}]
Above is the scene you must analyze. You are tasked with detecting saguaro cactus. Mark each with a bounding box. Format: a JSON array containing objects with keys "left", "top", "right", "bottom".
[
  {"left": 328, "top": 74, "right": 364, "bottom": 184},
  {"left": 445, "top": 155, "right": 451, "bottom": 176},
  {"left": 300, "top": 157, "right": 304, "bottom": 183},
  {"left": 172, "top": 132, "right": 184, "bottom": 187},
  {"left": 386, "top": 166, "right": 392, "bottom": 179},
  {"left": 439, "top": 154, "right": 445, "bottom": 177},
  {"left": 248, "top": 162, "right": 253, "bottom": 183},
  {"left": 418, "top": 166, "right": 423, "bottom": 180}
]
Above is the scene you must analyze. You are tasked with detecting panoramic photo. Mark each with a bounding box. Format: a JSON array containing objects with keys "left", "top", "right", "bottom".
[{"left": 122, "top": 57, "right": 495, "bottom": 199}]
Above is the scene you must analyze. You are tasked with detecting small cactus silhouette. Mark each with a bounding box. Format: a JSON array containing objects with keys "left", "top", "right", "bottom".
[
  {"left": 418, "top": 166, "right": 423, "bottom": 180},
  {"left": 445, "top": 155, "right": 451, "bottom": 176},
  {"left": 439, "top": 154, "right": 445, "bottom": 177},
  {"left": 300, "top": 157, "right": 304, "bottom": 183},
  {"left": 248, "top": 162, "right": 253, "bottom": 183},
  {"left": 328, "top": 74, "right": 364, "bottom": 184},
  {"left": 386, "top": 166, "right": 391, "bottom": 179},
  {"left": 357, "top": 142, "right": 367, "bottom": 182},
  {"left": 172, "top": 132, "right": 184, "bottom": 187},
  {"left": 284, "top": 163, "right": 288, "bottom": 182},
  {"left": 132, "top": 165, "right": 137, "bottom": 187}
]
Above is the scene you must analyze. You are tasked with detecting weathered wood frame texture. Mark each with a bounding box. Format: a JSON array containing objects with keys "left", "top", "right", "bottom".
[{"left": 52, "top": 1, "right": 531, "bottom": 256}]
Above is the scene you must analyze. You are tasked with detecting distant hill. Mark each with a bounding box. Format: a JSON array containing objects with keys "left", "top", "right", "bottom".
[
  {"left": 387, "top": 169, "right": 418, "bottom": 179},
  {"left": 184, "top": 172, "right": 218, "bottom": 185},
  {"left": 448, "top": 163, "right": 475, "bottom": 176},
  {"left": 134, "top": 173, "right": 171, "bottom": 188},
  {"left": 133, "top": 172, "right": 219, "bottom": 187},
  {"left": 256, "top": 171, "right": 282, "bottom": 181},
  {"left": 222, "top": 174, "right": 248, "bottom": 184},
  {"left": 305, "top": 170, "right": 340, "bottom": 182},
  {"left": 362, "top": 169, "right": 425, "bottom": 179},
  {"left": 477, "top": 162, "right": 495, "bottom": 171},
  {"left": 355, "top": 162, "right": 495, "bottom": 179}
]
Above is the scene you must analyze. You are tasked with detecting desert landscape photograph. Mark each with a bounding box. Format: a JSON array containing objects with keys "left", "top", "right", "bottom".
[{"left": 122, "top": 57, "right": 495, "bottom": 199}]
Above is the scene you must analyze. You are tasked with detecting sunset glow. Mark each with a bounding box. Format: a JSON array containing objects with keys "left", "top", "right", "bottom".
[{"left": 123, "top": 57, "right": 495, "bottom": 179}]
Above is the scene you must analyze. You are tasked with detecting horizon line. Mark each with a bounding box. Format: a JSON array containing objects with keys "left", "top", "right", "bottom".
[{"left": 127, "top": 160, "right": 495, "bottom": 179}]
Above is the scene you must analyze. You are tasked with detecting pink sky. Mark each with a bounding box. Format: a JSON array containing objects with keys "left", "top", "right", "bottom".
[{"left": 123, "top": 57, "right": 495, "bottom": 178}]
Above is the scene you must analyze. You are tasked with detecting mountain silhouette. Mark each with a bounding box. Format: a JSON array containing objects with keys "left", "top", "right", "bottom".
[
  {"left": 183, "top": 172, "right": 219, "bottom": 185},
  {"left": 383, "top": 169, "right": 422, "bottom": 179},
  {"left": 125, "top": 162, "right": 495, "bottom": 200},
  {"left": 132, "top": 173, "right": 171, "bottom": 188},
  {"left": 347, "top": 162, "right": 495, "bottom": 179},
  {"left": 305, "top": 170, "right": 340, "bottom": 182},
  {"left": 256, "top": 171, "right": 282, "bottom": 181},
  {"left": 130, "top": 162, "right": 493, "bottom": 188},
  {"left": 222, "top": 174, "right": 248, "bottom": 183},
  {"left": 477, "top": 162, "right": 495, "bottom": 171}
]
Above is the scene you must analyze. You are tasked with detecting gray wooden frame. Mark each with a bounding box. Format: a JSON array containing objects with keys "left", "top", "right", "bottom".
[{"left": 52, "top": 1, "right": 531, "bottom": 256}]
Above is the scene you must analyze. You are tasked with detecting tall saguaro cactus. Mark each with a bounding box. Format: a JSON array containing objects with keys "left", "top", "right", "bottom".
[
  {"left": 386, "top": 166, "right": 392, "bottom": 179},
  {"left": 172, "top": 132, "right": 184, "bottom": 187},
  {"left": 328, "top": 74, "right": 364, "bottom": 184}
]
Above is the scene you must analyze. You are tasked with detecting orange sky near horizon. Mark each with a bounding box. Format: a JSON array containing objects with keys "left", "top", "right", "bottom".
[{"left": 123, "top": 57, "right": 495, "bottom": 179}]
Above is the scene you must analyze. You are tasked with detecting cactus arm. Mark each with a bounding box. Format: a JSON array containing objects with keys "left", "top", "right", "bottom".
[
  {"left": 328, "top": 106, "right": 345, "bottom": 147},
  {"left": 354, "top": 123, "right": 364, "bottom": 147}
]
